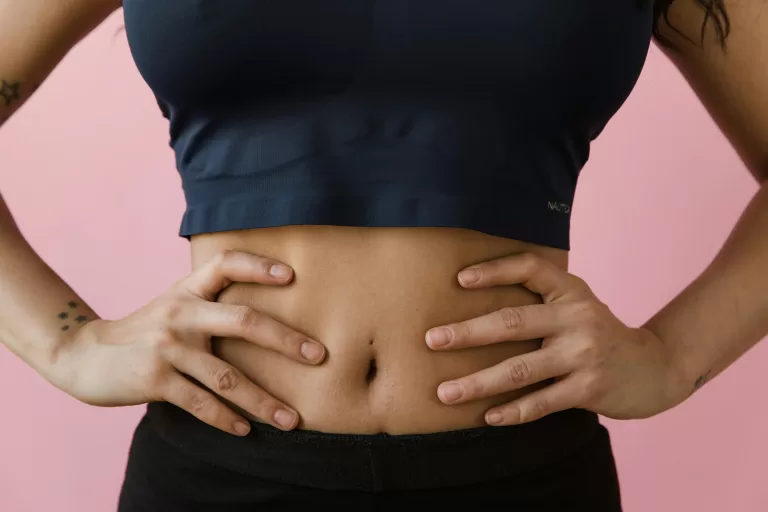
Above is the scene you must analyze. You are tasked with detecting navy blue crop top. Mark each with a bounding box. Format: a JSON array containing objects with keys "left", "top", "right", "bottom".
[{"left": 122, "top": 0, "right": 653, "bottom": 250}]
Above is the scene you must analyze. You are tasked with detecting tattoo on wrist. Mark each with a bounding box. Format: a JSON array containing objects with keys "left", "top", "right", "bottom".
[
  {"left": 57, "top": 300, "right": 91, "bottom": 332},
  {"left": 693, "top": 370, "right": 712, "bottom": 393}
]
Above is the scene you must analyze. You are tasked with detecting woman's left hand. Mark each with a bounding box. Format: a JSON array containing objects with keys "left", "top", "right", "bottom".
[{"left": 425, "top": 253, "right": 690, "bottom": 426}]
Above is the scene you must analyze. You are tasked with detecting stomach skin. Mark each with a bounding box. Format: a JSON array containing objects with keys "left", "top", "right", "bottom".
[{"left": 190, "top": 225, "right": 567, "bottom": 435}]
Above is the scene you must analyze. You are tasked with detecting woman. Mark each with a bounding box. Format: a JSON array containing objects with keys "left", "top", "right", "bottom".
[{"left": 1, "top": 0, "right": 766, "bottom": 510}]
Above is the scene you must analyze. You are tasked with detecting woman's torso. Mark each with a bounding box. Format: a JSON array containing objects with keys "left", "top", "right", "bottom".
[
  {"left": 191, "top": 226, "right": 564, "bottom": 434},
  {"left": 123, "top": 0, "right": 653, "bottom": 434}
]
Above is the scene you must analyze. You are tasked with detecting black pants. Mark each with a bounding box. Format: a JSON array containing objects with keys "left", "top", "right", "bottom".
[{"left": 118, "top": 403, "right": 621, "bottom": 511}]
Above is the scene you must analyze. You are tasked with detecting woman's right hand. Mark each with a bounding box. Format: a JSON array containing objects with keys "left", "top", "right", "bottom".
[{"left": 54, "top": 250, "right": 326, "bottom": 436}]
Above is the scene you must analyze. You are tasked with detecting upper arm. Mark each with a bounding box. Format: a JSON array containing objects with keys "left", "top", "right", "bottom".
[
  {"left": 0, "top": 0, "right": 121, "bottom": 121},
  {"left": 657, "top": 0, "right": 768, "bottom": 183}
]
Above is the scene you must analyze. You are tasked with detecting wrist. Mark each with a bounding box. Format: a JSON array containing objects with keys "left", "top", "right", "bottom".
[
  {"left": 45, "top": 317, "right": 103, "bottom": 392},
  {"left": 666, "top": 348, "right": 697, "bottom": 404},
  {"left": 638, "top": 326, "right": 697, "bottom": 406}
]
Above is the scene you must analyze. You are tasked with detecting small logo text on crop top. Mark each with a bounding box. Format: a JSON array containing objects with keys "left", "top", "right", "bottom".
[{"left": 547, "top": 201, "right": 571, "bottom": 215}]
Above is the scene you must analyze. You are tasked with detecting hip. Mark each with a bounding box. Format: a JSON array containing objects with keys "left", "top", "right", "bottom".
[{"left": 119, "top": 403, "right": 620, "bottom": 509}]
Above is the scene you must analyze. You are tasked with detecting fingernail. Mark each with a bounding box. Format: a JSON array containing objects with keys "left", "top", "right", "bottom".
[
  {"left": 439, "top": 382, "right": 464, "bottom": 403},
  {"left": 274, "top": 409, "right": 297, "bottom": 429},
  {"left": 269, "top": 264, "right": 292, "bottom": 279},
  {"left": 301, "top": 341, "right": 325, "bottom": 362},
  {"left": 233, "top": 420, "right": 251, "bottom": 436},
  {"left": 427, "top": 327, "right": 453, "bottom": 348},
  {"left": 458, "top": 267, "right": 480, "bottom": 286},
  {"left": 486, "top": 411, "right": 504, "bottom": 425}
]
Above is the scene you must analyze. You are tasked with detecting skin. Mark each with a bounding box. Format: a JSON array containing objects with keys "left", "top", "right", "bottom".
[
  {"left": 0, "top": 0, "right": 766, "bottom": 446},
  {"left": 188, "top": 227, "right": 557, "bottom": 433}
]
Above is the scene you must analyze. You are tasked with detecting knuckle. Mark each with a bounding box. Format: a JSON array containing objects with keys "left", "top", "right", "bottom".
[
  {"left": 572, "top": 299, "right": 594, "bottom": 318},
  {"left": 212, "top": 366, "right": 239, "bottom": 393},
  {"left": 568, "top": 274, "right": 589, "bottom": 291},
  {"left": 473, "top": 379, "right": 489, "bottom": 399},
  {"left": 452, "top": 321, "right": 471, "bottom": 343},
  {"left": 184, "top": 389, "right": 209, "bottom": 416},
  {"left": 504, "top": 358, "right": 533, "bottom": 385},
  {"left": 575, "top": 300, "right": 608, "bottom": 333},
  {"left": 524, "top": 398, "right": 549, "bottom": 422},
  {"left": 245, "top": 393, "right": 275, "bottom": 420},
  {"left": 212, "top": 249, "right": 236, "bottom": 268},
  {"left": 574, "top": 338, "right": 600, "bottom": 364},
  {"left": 564, "top": 301, "right": 588, "bottom": 322},
  {"left": 520, "top": 252, "right": 542, "bottom": 274},
  {"left": 281, "top": 330, "right": 306, "bottom": 350},
  {"left": 248, "top": 391, "right": 271, "bottom": 410},
  {"left": 499, "top": 307, "right": 524, "bottom": 331},
  {"left": 146, "top": 331, "right": 179, "bottom": 367},
  {"left": 461, "top": 378, "right": 480, "bottom": 398},
  {"left": 152, "top": 328, "right": 179, "bottom": 353},
  {"left": 532, "top": 397, "right": 550, "bottom": 418},
  {"left": 232, "top": 306, "right": 261, "bottom": 330},
  {"left": 158, "top": 297, "right": 186, "bottom": 325}
]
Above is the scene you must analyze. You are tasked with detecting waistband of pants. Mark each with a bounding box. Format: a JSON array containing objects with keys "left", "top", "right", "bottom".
[{"left": 145, "top": 401, "right": 601, "bottom": 492}]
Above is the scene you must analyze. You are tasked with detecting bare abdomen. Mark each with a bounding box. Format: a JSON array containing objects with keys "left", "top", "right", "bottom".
[{"left": 190, "top": 225, "right": 567, "bottom": 434}]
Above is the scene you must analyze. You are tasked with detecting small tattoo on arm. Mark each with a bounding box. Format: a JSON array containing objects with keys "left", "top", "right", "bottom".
[
  {"left": 693, "top": 370, "right": 712, "bottom": 393},
  {"left": 0, "top": 80, "right": 21, "bottom": 106},
  {"left": 57, "top": 300, "right": 90, "bottom": 333}
]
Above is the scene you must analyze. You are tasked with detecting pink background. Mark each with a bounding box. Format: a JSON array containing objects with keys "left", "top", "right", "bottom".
[{"left": 1, "top": 11, "right": 765, "bottom": 512}]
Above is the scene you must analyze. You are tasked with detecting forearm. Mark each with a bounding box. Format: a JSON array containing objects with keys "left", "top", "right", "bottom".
[
  {"left": 644, "top": 181, "right": 768, "bottom": 393},
  {"left": 0, "top": 0, "right": 118, "bottom": 129},
  {"left": 0, "top": 194, "right": 99, "bottom": 384},
  {"left": 0, "top": 0, "right": 121, "bottom": 379}
]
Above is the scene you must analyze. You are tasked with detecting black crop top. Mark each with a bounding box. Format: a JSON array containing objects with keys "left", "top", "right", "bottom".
[{"left": 122, "top": 0, "right": 653, "bottom": 250}]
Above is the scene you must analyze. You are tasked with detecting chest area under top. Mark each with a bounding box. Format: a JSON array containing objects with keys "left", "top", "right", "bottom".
[{"left": 123, "top": 0, "right": 653, "bottom": 125}]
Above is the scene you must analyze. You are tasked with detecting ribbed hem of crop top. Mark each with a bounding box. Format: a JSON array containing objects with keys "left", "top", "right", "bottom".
[
  {"left": 179, "top": 187, "right": 572, "bottom": 251},
  {"left": 175, "top": 118, "right": 580, "bottom": 251}
]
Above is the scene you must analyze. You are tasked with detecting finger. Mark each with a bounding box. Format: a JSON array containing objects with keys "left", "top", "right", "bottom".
[
  {"left": 484, "top": 378, "right": 582, "bottom": 426},
  {"left": 159, "top": 372, "right": 253, "bottom": 436},
  {"left": 177, "top": 301, "right": 326, "bottom": 364},
  {"left": 426, "top": 303, "right": 570, "bottom": 350},
  {"left": 184, "top": 250, "right": 294, "bottom": 301},
  {"left": 166, "top": 346, "right": 300, "bottom": 431},
  {"left": 437, "top": 349, "right": 572, "bottom": 405},
  {"left": 457, "top": 252, "right": 579, "bottom": 302}
]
